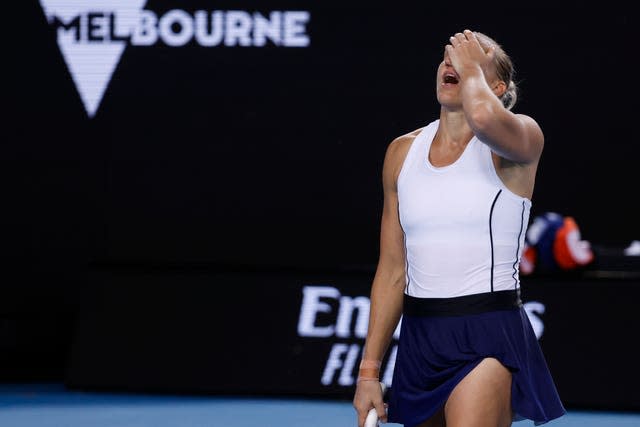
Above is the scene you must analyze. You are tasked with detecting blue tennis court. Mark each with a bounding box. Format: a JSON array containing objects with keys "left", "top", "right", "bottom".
[{"left": 2, "top": 383, "right": 639, "bottom": 427}]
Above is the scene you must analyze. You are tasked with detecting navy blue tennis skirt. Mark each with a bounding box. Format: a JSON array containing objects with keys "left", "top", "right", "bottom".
[{"left": 387, "top": 290, "right": 566, "bottom": 427}]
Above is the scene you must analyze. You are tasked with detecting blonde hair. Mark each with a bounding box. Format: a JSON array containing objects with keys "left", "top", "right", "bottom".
[{"left": 474, "top": 32, "right": 518, "bottom": 110}]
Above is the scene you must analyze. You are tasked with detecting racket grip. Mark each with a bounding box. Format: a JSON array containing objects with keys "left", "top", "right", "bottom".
[
  {"left": 364, "top": 408, "right": 379, "bottom": 427},
  {"left": 363, "top": 382, "right": 387, "bottom": 427}
]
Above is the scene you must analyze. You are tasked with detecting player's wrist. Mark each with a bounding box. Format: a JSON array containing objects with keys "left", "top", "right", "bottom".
[{"left": 357, "top": 359, "right": 381, "bottom": 382}]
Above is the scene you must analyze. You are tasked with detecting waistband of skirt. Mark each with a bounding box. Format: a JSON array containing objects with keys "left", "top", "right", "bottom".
[{"left": 403, "top": 289, "right": 522, "bottom": 317}]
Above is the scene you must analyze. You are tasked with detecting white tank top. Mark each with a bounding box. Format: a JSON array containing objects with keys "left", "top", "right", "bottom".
[{"left": 398, "top": 119, "right": 531, "bottom": 298}]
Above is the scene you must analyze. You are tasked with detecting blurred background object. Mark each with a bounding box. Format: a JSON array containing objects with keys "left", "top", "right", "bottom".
[{"left": 521, "top": 212, "right": 595, "bottom": 275}]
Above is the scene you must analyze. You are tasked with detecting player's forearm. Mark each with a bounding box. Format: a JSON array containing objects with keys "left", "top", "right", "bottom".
[
  {"left": 362, "top": 269, "right": 405, "bottom": 362},
  {"left": 460, "top": 71, "right": 540, "bottom": 163},
  {"left": 460, "top": 71, "right": 504, "bottom": 134}
]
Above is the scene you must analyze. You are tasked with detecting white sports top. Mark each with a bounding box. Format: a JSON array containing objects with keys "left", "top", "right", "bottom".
[{"left": 398, "top": 119, "right": 531, "bottom": 298}]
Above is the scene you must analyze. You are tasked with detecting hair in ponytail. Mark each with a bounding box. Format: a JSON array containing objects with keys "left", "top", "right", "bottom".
[{"left": 502, "top": 80, "right": 518, "bottom": 110}]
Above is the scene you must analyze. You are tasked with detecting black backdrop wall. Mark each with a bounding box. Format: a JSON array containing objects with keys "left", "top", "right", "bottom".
[
  {"left": 9, "top": 1, "right": 637, "bottom": 272},
  {"left": 4, "top": 0, "right": 638, "bottom": 409}
]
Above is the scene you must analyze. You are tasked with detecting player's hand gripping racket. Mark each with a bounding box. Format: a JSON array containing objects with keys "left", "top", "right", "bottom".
[{"left": 364, "top": 382, "right": 387, "bottom": 427}]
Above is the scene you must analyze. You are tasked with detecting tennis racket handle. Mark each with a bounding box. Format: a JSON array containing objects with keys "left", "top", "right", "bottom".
[
  {"left": 364, "top": 408, "right": 379, "bottom": 427},
  {"left": 363, "top": 382, "right": 387, "bottom": 427}
]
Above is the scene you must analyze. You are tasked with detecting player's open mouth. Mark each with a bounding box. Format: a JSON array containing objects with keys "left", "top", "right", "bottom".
[{"left": 443, "top": 73, "right": 459, "bottom": 84}]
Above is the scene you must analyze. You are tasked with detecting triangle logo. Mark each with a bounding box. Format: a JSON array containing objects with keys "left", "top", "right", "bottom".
[{"left": 39, "top": 0, "right": 147, "bottom": 118}]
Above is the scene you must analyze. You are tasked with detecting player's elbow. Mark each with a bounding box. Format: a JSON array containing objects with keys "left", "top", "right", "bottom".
[
  {"left": 494, "top": 137, "right": 542, "bottom": 164},
  {"left": 374, "top": 255, "right": 406, "bottom": 290}
]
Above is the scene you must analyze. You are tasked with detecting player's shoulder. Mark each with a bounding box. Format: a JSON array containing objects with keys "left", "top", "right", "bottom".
[{"left": 385, "top": 126, "right": 424, "bottom": 160}]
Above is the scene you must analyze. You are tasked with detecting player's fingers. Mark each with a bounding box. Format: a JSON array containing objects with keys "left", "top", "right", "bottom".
[
  {"left": 445, "top": 44, "right": 454, "bottom": 56},
  {"left": 454, "top": 32, "right": 466, "bottom": 44},
  {"left": 353, "top": 401, "right": 369, "bottom": 427},
  {"left": 486, "top": 45, "right": 496, "bottom": 60},
  {"left": 374, "top": 399, "right": 387, "bottom": 423},
  {"left": 357, "top": 411, "right": 366, "bottom": 427},
  {"left": 463, "top": 29, "right": 487, "bottom": 54},
  {"left": 463, "top": 29, "right": 476, "bottom": 41}
]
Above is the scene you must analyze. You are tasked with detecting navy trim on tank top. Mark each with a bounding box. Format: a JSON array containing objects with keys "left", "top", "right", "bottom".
[
  {"left": 489, "top": 190, "right": 502, "bottom": 292},
  {"left": 402, "top": 229, "right": 410, "bottom": 292},
  {"left": 512, "top": 200, "right": 526, "bottom": 288}
]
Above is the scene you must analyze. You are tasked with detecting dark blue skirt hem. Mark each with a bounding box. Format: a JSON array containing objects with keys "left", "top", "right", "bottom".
[{"left": 386, "top": 307, "right": 566, "bottom": 427}]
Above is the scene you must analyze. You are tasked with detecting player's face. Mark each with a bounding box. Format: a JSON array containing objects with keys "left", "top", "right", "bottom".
[{"left": 436, "top": 50, "right": 461, "bottom": 107}]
